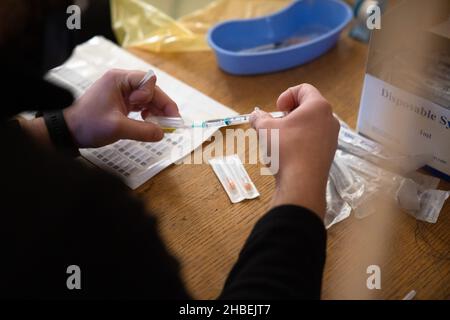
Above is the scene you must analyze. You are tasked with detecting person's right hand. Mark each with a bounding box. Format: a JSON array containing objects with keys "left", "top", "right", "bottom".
[
  {"left": 250, "top": 84, "right": 340, "bottom": 219},
  {"left": 63, "top": 69, "right": 180, "bottom": 148}
]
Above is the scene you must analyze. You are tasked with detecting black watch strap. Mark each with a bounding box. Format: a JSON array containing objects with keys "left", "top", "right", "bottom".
[{"left": 43, "top": 110, "right": 79, "bottom": 155}]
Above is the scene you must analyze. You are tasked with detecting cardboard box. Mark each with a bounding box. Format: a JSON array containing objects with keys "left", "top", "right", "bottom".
[{"left": 357, "top": 0, "right": 450, "bottom": 180}]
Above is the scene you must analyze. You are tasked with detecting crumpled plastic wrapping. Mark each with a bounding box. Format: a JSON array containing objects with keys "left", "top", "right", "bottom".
[
  {"left": 330, "top": 150, "right": 449, "bottom": 223},
  {"left": 111, "top": 0, "right": 291, "bottom": 52},
  {"left": 324, "top": 123, "right": 449, "bottom": 228},
  {"left": 325, "top": 178, "right": 352, "bottom": 229}
]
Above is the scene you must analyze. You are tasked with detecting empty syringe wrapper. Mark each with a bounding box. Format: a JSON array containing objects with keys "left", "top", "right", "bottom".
[{"left": 209, "top": 155, "right": 260, "bottom": 203}]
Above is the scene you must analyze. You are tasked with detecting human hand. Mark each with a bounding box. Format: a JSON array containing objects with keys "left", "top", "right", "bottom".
[
  {"left": 63, "top": 69, "right": 180, "bottom": 148},
  {"left": 250, "top": 84, "right": 340, "bottom": 218}
]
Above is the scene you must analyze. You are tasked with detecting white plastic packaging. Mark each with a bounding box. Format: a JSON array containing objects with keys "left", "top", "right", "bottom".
[
  {"left": 397, "top": 181, "right": 449, "bottom": 223},
  {"left": 338, "top": 127, "right": 432, "bottom": 174},
  {"left": 209, "top": 155, "right": 260, "bottom": 203},
  {"left": 325, "top": 178, "right": 352, "bottom": 229},
  {"left": 333, "top": 150, "right": 449, "bottom": 223},
  {"left": 329, "top": 154, "right": 367, "bottom": 209},
  {"left": 324, "top": 123, "right": 448, "bottom": 227}
]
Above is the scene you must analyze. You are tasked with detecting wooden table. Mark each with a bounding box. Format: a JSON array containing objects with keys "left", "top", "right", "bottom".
[{"left": 129, "top": 30, "right": 450, "bottom": 300}]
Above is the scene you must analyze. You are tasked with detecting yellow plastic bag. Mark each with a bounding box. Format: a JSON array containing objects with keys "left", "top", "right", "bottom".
[{"left": 111, "top": 0, "right": 292, "bottom": 52}]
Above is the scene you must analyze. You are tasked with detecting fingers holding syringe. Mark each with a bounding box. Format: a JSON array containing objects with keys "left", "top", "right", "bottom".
[
  {"left": 123, "top": 70, "right": 180, "bottom": 118},
  {"left": 276, "top": 84, "right": 330, "bottom": 115},
  {"left": 126, "top": 70, "right": 157, "bottom": 106},
  {"left": 117, "top": 116, "right": 164, "bottom": 142},
  {"left": 249, "top": 108, "right": 278, "bottom": 130},
  {"left": 140, "top": 86, "right": 181, "bottom": 120}
]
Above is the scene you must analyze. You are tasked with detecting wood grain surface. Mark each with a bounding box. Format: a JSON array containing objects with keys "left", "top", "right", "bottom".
[{"left": 128, "top": 30, "right": 450, "bottom": 300}]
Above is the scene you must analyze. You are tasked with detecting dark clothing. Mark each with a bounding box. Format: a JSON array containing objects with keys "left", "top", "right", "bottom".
[
  {"left": 2, "top": 0, "right": 115, "bottom": 119},
  {"left": 0, "top": 122, "right": 327, "bottom": 299}
]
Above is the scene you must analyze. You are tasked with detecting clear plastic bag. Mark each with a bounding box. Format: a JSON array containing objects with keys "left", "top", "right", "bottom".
[
  {"left": 338, "top": 127, "right": 432, "bottom": 175},
  {"left": 325, "top": 178, "right": 352, "bottom": 229},
  {"left": 332, "top": 150, "right": 449, "bottom": 223}
]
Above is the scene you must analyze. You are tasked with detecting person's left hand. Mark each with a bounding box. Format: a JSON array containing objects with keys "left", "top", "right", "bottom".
[{"left": 63, "top": 69, "right": 180, "bottom": 148}]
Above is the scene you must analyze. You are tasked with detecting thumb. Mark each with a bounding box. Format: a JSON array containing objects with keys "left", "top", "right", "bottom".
[
  {"left": 118, "top": 117, "right": 164, "bottom": 142},
  {"left": 249, "top": 107, "right": 276, "bottom": 129}
]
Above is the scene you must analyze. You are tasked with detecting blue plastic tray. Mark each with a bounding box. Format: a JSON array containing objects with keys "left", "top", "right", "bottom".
[{"left": 208, "top": 0, "right": 353, "bottom": 75}]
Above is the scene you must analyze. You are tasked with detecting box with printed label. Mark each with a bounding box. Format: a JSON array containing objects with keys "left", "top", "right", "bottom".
[{"left": 357, "top": 0, "right": 450, "bottom": 180}]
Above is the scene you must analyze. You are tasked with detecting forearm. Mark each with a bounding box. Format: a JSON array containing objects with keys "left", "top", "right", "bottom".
[
  {"left": 17, "top": 110, "right": 81, "bottom": 157},
  {"left": 272, "top": 165, "right": 328, "bottom": 220},
  {"left": 17, "top": 116, "right": 54, "bottom": 150},
  {"left": 219, "top": 205, "right": 327, "bottom": 300}
]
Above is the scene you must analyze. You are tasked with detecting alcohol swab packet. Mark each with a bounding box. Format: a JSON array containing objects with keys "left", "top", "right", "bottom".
[{"left": 209, "top": 155, "right": 260, "bottom": 203}]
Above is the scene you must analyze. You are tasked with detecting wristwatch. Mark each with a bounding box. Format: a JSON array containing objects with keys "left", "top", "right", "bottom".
[{"left": 42, "top": 110, "right": 80, "bottom": 156}]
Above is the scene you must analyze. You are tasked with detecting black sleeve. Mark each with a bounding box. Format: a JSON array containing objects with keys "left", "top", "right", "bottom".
[
  {"left": 0, "top": 127, "right": 190, "bottom": 299},
  {"left": 219, "top": 205, "right": 327, "bottom": 300}
]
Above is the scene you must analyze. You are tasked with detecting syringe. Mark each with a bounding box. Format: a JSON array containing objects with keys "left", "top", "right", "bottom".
[
  {"left": 146, "top": 111, "right": 288, "bottom": 131},
  {"left": 191, "top": 111, "right": 287, "bottom": 128}
]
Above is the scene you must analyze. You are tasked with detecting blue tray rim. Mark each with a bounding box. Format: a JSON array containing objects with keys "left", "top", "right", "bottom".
[{"left": 207, "top": 0, "right": 353, "bottom": 57}]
